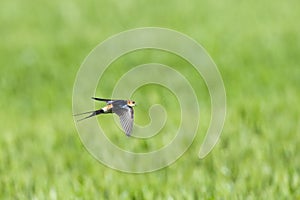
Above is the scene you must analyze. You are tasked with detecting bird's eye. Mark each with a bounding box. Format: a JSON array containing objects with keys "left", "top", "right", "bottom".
[{"left": 132, "top": 101, "right": 135, "bottom": 104}]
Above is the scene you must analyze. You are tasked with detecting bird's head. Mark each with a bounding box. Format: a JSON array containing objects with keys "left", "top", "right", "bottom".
[{"left": 127, "top": 100, "right": 136, "bottom": 107}]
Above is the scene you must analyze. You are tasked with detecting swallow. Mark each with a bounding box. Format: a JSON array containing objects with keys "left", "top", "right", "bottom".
[{"left": 74, "top": 97, "right": 136, "bottom": 136}]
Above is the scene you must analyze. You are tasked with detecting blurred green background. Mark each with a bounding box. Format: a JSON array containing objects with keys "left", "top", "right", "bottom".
[{"left": 1, "top": 0, "right": 300, "bottom": 199}]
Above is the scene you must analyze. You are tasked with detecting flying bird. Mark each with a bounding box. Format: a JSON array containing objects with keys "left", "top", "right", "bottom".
[{"left": 74, "top": 97, "right": 136, "bottom": 136}]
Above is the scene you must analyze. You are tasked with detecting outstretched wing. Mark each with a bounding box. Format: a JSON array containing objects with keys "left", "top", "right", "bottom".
[{"left": 113, "top": 106, "right": 134, "bottom": 136}]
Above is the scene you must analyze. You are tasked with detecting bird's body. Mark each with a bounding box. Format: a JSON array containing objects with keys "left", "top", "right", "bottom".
[{"left": 74, "top": 97, "right": 136, "bottom": 136}]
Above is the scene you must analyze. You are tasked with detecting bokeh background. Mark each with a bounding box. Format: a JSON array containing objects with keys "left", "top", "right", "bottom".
[{"left": 1, "top": 0, "right": 299, "bottom": 199}]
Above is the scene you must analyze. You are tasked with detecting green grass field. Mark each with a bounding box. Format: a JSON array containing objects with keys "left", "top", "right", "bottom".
[{"left": 1, "top": 0, "right": 300, "bottom": 199}]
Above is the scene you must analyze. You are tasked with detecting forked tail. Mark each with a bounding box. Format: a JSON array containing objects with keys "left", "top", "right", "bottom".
[{"left": 74, "top": 109, "right": 104, "bottom": 121}]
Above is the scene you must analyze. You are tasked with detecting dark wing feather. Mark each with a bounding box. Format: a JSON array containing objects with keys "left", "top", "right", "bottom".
[
  {"left": 91, "top": 97, "right": 111, "bottom": 101},
  {"left": 92, "top": 97, "right": 115, "bottom": 104}
]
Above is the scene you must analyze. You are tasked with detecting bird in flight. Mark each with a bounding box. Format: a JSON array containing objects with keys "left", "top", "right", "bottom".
[{"left": 74, "top": 97, "right": 136, "bottom": 136}]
